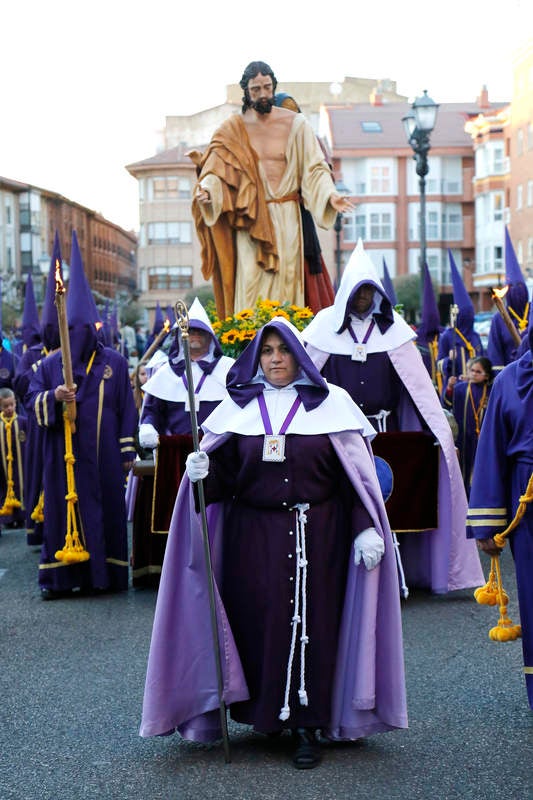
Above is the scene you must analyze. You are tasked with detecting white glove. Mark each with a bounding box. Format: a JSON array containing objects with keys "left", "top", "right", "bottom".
[
  {"left": 353, "top": 527, "right": 385, "bottom": 570},
  {"left": 185, "top": 451, "right": 209, "bottom": 482},
  {"left": 138, "top": 423, "right": 159, "bottom": 449}
]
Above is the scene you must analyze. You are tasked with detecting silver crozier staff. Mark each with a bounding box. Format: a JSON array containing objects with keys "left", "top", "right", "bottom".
[{"left": 174, "top": 299, "right": 231, "bottom": 764}]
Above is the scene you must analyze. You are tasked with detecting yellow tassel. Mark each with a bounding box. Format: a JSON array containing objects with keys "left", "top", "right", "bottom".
[
  {"left": 31, "top": 491, "right": 45, "bottom": 523},
  {"left": 475, "top": 472, "right": 533, "bottom": 642},
  {"left": 54, "top": 411, "right": 90, "bottom": 564},
  {"left": 0, "top": 412, "right": 23, "bottom": 516}
]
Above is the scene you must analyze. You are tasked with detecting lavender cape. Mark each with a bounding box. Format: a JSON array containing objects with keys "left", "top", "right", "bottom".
[
  {"left": 140, "top": 428, "right": 407, "bottom": 742},
  {"left": 307, "top": 340, "right": 484, "bottom": 593}
]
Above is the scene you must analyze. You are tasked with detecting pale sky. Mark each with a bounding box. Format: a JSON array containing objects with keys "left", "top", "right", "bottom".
[{"left": 1, "top": 0, "right": 530, "bottom": 232}]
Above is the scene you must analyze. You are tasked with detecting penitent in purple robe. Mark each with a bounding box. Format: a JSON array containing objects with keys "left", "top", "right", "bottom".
[
  {"left": 28, "top": 344, "right": 137, "bottom": 592},
  {"left": 202, "top": 432, "right": 370, "bottom": 732},
  {"left": 467, "top": 350, "right": 533, "bottom": 709},
  {"left": 14, "top": 344, "right": 46, "bottom": 542},
  {"left": 140, "top": 427, "right": 407, "bottom": 742},
  {"left": 0, "top": 413, "right": 27, "bottom": 527},
  {"left": 450, "top": 378, "right": 492, "bottom": 497}
]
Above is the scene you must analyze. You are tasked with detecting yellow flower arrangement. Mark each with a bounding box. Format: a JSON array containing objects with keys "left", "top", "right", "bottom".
[{"left": 206, "top": 298, "right": 315, "bottom": 358}]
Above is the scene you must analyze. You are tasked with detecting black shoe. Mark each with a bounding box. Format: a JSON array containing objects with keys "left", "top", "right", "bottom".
[{"left": 292, "top": 728, "right": 321, "bottom": 769}]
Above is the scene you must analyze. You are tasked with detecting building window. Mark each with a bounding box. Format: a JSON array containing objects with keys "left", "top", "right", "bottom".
[
  {"left": 426, "top": 211, "right": 439, "bottom": 240},
  {"left": 361, "top": 121, "right": 382, "bottom": 133},
  {"left": 517, "top": 185, "right": 523, "bottom": 211},
  {"left": 517, "top": 129, "right": 524, "bottom": 156},
  {"left": 493, "top": 192, "right": 504, "bottom": 221},
  {"left": 370, "top": 165, "right": 391, "bottom": 194},
  {"left": 147, "top": 175, "right": 190, "bottom": 201},
  {"left": 147, "top": 266, "right": 193, "bottom": 290},
  {"left": 528, "top": 181, "right": 533, "bottom": 207},
  {"left": 147, "top": 221, "right": 192, "bottom": 245},
  {"left": 442, "top": 207, "right": 462, "bottom": 240},
  {"left": 494, "top": 246, "right": 503, "bottom": 272},
  {"left": 343, "top": 212, "right": 366, "bottom": 242},
  {"left": 369, "top": 211, "right": 392, "bottom": 240},
  {"left": 492, "top": 146, "right": 505, "bottom": 174},
  {"left": 178, "top": 178, "right": 191, "bottom": 198}
]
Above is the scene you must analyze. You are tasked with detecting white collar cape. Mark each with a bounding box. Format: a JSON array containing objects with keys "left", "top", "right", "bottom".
[
  {"left": 202, "top": 381, "right": 376, "bottom": 438},
  {"left": 142, "top": 355, "right": 234, "bottom": 403},
  {"left": 302, "top": 307, "right": 416, "bottom": 355}
]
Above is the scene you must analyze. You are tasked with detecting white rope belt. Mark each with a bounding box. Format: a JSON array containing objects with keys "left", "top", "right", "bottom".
[
  {"left": 279, "top": 502, "right": 310, "bottom": 722},
  {"left": 366, "top": 408, "right": 391, "bottom": 432}
]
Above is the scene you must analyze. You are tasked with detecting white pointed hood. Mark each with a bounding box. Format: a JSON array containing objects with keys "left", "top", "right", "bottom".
[{"left": 303, "top": 239, "right": 416, "bottom": 355}]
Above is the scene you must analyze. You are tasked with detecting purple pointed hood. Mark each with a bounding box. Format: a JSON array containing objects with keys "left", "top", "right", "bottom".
[
  {"left": 226, "top": 317, "right": 329, "bottom": 411},
  {"left": 152, "top": 302, "right": 164, "bottom": 336},
  {"left": 381, "top": 258, "right": 397, "bottom": 306},
  {"left": 21, "top": 273, "right": 41, "bottom": 348},
  {"left": 505, "top": 228, "right": 529, "bottom": 318},
  {"left": 66, "top": 230, "right": 100, "bottom": 363},
  {"left": 417, "top": 262, "right": 441, "bottom": 339},
  {"left": 41, "top": 231, "right": 62, "bottom": 351},
  {"left": 448, "top": 250, "right": 474, "bottom": 333}
]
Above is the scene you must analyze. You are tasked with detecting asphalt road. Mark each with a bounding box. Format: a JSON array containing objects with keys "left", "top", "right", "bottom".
[{"left": 1, "top": 527, "right": 531, "bottom": 800}]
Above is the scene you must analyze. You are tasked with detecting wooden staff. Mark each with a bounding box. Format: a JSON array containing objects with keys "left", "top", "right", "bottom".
[
  {"left": 138, "top": 319, "right": 171, "bottom": 366},
  {"left": 54, "top": 259, "right": 76, "bottom": 430},
  {"left": 491, "top": 286, "right": 522, "bottom": 347},
  {"left": 175, "top": 298, "right": 231, "bottom": 764}
]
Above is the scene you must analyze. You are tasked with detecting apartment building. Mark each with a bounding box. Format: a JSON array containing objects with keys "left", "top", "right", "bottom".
[
  {"left": 0, "top": 177, "right": 137, "bottom": 312},
  {"left": 465, "top": 102, "right": 509, "bottom": 309},
  {"left": 320, "top": 90, "right": 507, "bottom": 318},
  {"left": 126, "top": 144, "right": 200, "bottom": 317},
  {"left": 507, "top": 40, "right": 533, "bottom": 283}
]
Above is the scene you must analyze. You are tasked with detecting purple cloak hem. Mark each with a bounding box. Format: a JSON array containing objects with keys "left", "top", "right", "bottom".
[{"left": 140, "top": 428, "right": 408, "bottom": 742}]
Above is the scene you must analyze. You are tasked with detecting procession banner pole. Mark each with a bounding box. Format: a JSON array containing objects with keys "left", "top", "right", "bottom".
[
  {"left": 138, "top": 319, "right": 171, "bottom": 366},
  {"left": 175, "top": 299, "right": 231, "bottom": 764},
  {"left": 491, "top": 286, "right": 522, "bottom": 347},
  {"left": 54, "top": 259, "right": 76, "bottom": 431}
]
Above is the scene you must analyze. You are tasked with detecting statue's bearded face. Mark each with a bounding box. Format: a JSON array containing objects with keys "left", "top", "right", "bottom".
[{"left": 246, "top": 73, "right": 274, "bottom": 114}]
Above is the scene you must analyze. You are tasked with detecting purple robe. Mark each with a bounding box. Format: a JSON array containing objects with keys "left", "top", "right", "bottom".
[
  {"left": 451, "top": 379, "right": 492, "bottom": 496},
  {"left": 14, "top": 344, "right": 46, "bottom": 541},
  {"left": 28, "top": 345, "right": 137, "bottom": 592},
  {"left": 0, "top": 347, "right": 15, "bottom": 390},
  {"left": 140, "top": 427, "right": 407, "bottom": 742},
  {"left": 437, "top": 327, "right": 483, "bottom": 383},
  {"left": 321, "top": 351, "right": 404, "bottom": 430},
  {"left": 467, "top": 352, "right": 533, "bottom": 709}
]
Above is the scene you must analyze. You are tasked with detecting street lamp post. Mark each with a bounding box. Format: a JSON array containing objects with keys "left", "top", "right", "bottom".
[{"left": 403, "top": 90, "right": 439, "bottom": 310}]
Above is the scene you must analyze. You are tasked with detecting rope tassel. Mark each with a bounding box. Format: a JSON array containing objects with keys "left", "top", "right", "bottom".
[
  {"left": 279, "top": 503, "right": 310, "bottom": 722},
  {"left": 54, "top": 410, "right": 90, "bottom": 564},
  {"left": 0, "top": 414, "right": 22, "bottom": 516},
  {"left": 474, "top": 472, "right": 533, "bottom": 642}
]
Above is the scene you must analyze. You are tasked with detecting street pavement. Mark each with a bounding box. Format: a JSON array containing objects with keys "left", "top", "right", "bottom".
[{"left": 1, "top": 526, "right": 532, "bottom": 800}]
